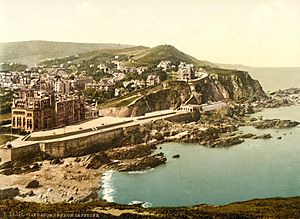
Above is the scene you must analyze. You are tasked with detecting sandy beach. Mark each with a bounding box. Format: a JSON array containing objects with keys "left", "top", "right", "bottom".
[{"left": 0, "top": 156, "right": 106, "bottom": 203}]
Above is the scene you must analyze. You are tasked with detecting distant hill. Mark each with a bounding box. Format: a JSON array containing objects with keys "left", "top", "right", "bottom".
[
  {"left": 0, "top": 40, "right": 133, "bottom": 65},
  {"left": 39, "top": 46, "right": 148, "bottom": 67},
  {"left": 216, "top": 63, "right": 251, "bottom": 71},
  {"left": 40, "top": 44, "right": 215, "bottom": 69}
]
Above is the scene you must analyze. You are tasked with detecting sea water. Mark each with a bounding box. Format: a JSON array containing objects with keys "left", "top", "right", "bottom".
[
  {"left": 99, "top": 68, "right": 300, "bottom": 207},
  {"left": 247, "top": 67, "right": 300, "bottom": 92}
]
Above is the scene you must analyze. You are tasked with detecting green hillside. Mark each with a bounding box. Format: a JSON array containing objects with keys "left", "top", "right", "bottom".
[
  {"left": 40, "top": 46, "right": 147, "bottom": 66},
  {"left": 0, "top": 40, "right": 133, "bottom": 65},
  {"left": 132, "top": 45, "right": 213, "bottom": 67},
  {"left": 40, "top": 44, "right": 215, "bottom": 69}
]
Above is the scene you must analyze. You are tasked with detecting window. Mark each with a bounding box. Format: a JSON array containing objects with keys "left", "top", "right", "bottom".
[{"left": 12, "top": 117, "right": 16, "bottom": 127}]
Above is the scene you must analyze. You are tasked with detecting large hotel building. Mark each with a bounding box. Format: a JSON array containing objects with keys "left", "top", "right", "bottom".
[{"left": 11, "top": 90, "right": 85, "bottom": 132}]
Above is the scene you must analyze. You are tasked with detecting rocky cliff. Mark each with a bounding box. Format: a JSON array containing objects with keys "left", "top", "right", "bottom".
[
  {"left": 194, "top": 71, "right": 266, "bottom": 103},
  {"left": 101, "top": 70, "right": 266, "bottom": 117}
]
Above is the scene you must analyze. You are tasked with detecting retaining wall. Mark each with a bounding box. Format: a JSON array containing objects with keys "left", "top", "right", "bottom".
[
  {"left": 165, "top": 112, "right": 199, "bottom": 123},
  {"left": 11, "top": 143, "right": 40, "bottom": 162},
  {"left": 40, "top": 127, "right": 125, "bottom": 157}
]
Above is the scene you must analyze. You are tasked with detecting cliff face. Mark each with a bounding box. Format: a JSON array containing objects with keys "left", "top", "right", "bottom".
[
  {"left": 128, "top": 82, "right": 191, "bottom": 116},
  {"left": 194, "top": 71, "right": 266, "bottom": 103},
  {"left": 100, "top": 81, "right": 191, "bottom": 117},
  {"left": 100, "top": 71, "right": 266, "bottom": 117}
]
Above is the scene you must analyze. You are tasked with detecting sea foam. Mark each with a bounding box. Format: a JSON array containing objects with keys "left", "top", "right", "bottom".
[
  {"left": 128, "top": 200, "right": 153, "bottom": 208},
  {"left": 100, "top": 170, "right": 115, "bottom": 202}
]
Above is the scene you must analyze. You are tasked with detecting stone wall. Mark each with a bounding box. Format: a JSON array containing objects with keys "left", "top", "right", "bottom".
[
  {"left": 40, "top": 126, "right": 131, "bottom": 158},
  {"left": 10, "top": 143, "right": 40, "bottom": 162},
  {"left": 165, "top": 112, "right": 199, "bottom": 123}
]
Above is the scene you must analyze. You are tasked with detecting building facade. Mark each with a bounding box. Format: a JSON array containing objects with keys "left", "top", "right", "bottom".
[
  {"left": 177, "top": 62, "right": 195, "bottom": 81},
  {"left": 12, "top": 90, "right": 55, "bottom": 132},
  {"left": 11, "top": 90, "right": 85, "bottom": 132},
  {"left": 54, "top": 96, "right": 85, "bottom": 128}
]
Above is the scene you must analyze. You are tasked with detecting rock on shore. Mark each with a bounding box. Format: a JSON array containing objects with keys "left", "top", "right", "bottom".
[
  {"left": 85, "top": 152, "right": 111, "bottom": 169},
  {"left": 110, "top": 153, "right": 167, "bottom": 172},
  {"left": 250, "top": 119, "right": 300, "bottom": 129},
  {"left": 0, "top": 188, "right": 20, "bottom": 200},
  {"left": 257, "top": 87, "right": 300, "bottom": 108}
]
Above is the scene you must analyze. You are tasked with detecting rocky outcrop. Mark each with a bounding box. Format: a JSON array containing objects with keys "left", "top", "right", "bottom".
[
  {"left": 253, "top": 134, "right": 272, "bottom": 139},
  {"left": 250, "top": 119, "right": 300, "bottom": 129},
  {"left": 270, "top": 87, "right": 300, "bottom": 97},
  {"left": 257, "top": 87, "right": 300, "bottom": 108},
  {"left": 25, "top": 180, "right": 40, "bottom": 189},
  {"left": 111, "top": 153, "right": 167, "bottom": 172},
  {"left": 105, "top": 144, "right": 153, "bottom": 160},
  {"left": 85, "top": 152, "right": 111, "bottom": 169},
  {"left": 257, "top": 98, "right": 294, "bottom": 108},
  {"left": 0, "top": 188, "right": 20, "bottom": 200},
  {"left": 0, "top": 161, "right": 40, "bottom": 176},
  {"left": 210, "top": 136, "right": 245, "bottom": 148},
  {"left": 194, "top": 71, "right": 266, "bottom": 103}
]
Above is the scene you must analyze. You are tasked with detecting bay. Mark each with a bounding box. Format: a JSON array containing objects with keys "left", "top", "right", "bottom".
[{"left": 99, "top": 68, "right": 300, "bottom": 207}]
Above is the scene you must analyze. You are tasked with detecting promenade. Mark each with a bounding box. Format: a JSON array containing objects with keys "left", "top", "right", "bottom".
[{"left": 10, "top": 109, "right": 186, "bottom": 148}]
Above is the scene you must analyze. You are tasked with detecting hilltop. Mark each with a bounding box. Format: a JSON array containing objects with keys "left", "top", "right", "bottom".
[
  {"left": 125, "top": 45, "right": 214, "bottom": 67},
  {"left": 0, "top": 40, "right": 133, "bottom": 65}
]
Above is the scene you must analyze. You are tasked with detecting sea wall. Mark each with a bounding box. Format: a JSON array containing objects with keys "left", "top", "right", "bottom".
[
  {"left": 11, "top": 143, "right": 40, "bottom": 162},
  {"left": 165, "top": 112, "right": 199, "bottom": 123},
  {"left": 40, "top": 127, "right": 125, "bottom": 158},
  {"left": 2, "top": 112, "right": 196, "bottom": 162}
]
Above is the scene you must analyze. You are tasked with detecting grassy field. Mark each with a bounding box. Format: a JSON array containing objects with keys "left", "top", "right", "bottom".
[
  {"left": 206, "top": 67, "right": 245, "bottom": 76},
  {"left": 100, "top": 84, "right": 164, "bottom": 108}
]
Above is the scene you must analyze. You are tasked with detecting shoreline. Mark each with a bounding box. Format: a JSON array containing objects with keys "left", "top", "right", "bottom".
[{"left": 0, "top": 87, "right": 299, "bottom": 206}]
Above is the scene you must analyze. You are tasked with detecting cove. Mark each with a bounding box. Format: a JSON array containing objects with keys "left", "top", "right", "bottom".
[{"left": 99, "top": 105, "right": 300, "bottom": 207}]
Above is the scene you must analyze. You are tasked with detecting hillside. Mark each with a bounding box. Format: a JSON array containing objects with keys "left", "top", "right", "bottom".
[
  {"left": 39, "top": 44, "right": 215, "bottom": 70},
  {"left": 0, "top": 40, "right": 133, "bottom": 65},
  {"left": 128, "top": 45, "right": 215, "bottom": 67}
]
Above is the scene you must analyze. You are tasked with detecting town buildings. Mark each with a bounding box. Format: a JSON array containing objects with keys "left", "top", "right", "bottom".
[
  {"left": 2, "top": 56, "right": 205, "bottom": 134},
  {"left": 157, "top": 60, "right": 172, "bottom": 71},
  {"left": 146, "top": 75, "right": 160, "bottom": 86}
]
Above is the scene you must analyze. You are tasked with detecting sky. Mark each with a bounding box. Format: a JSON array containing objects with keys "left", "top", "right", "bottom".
[{"left": 0, "top": 0, "right": 299, "bottom": 67}]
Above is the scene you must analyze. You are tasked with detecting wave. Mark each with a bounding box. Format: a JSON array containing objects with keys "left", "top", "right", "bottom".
[
  {"left": 128, "top": 200, "right": 153, "bottom": 208},
  {"left": 142, "top": 202, "right": 153, "bottom": 208},
  {"left": 100, "top": 170, "right": 115, "bottom": 202},
  {"left": 128, "top": 168, "right": 155, "bottom": 175}
]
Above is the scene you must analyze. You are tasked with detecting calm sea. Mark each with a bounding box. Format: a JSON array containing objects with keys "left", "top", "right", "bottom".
[
  {"left": 99, "top": 68, "right": 300, "bottom": 207},
  {"left": 247, "top": 67, "right": 300, "bottom": 92}
]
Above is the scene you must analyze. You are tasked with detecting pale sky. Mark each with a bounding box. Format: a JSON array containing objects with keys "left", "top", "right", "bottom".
[{"left": 0, "top": 0, "right": 300, "bottom": 67}]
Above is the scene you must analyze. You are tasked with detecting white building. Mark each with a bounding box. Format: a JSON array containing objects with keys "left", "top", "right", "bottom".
[{"left": 157, "top": 60, "right": 172, "bottom": 71}]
